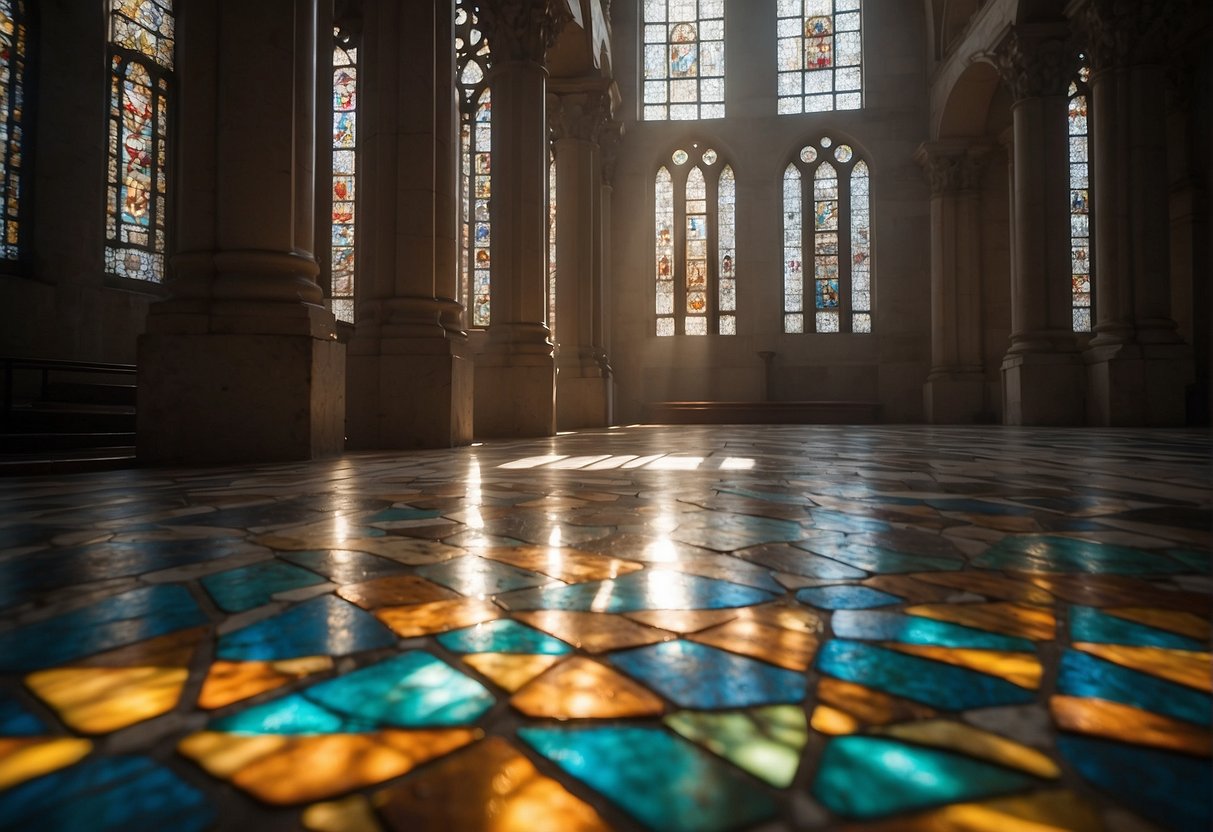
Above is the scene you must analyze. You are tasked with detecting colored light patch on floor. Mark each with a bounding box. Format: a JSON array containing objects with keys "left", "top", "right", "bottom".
[
  {"left": 302, "top": 795, "right": 381, "bottom": 832},
  {"left": 200, "top": 560, "right": 328, "bottom": 613},
  {"left": 0, "top": 737, "right": 92, "bottom": 789},
  {"left": 499, "top": 569, "right": 776, "bottom": 613},
  {"left": 26, "top": 665, "right": 189, "bottom": 735},
  {"left": 197, "top": 656, "right": 334, "bottom": 710},
  {"left": 831, "top": 610, "right": 1035, "bottom": 651},
  {"left": 812, "top": 735, "right": 1037, "bottom": 820},
  {"left": 881, "top": 643, "right": 1043, "bottom": 689},
  {"left": 481, "top": 546, "right": 644, "bottom": 583},
  {"left": 1070, "top": 605, "right": 1207, "bottom": 650},
  {"left": 279, "top": 549, "right": 407, "bottom": 583},
  {"left": 0, "top": 755, "right": 215, "bottom": 831},
  {"left": 216, "top": 595, "right": 396, "bottom": 661},
  {"left": 664, "top": 705, "right": 807, "bottom": 788},
  {"left": 622, "top": 608, "right": 742, "bottom": 633},
  {"left": 1022, "top": 572, "right": 1211, "bottom": 613},
  {"left": 0, "top": 693, "right": 48, "bottom": 736},
  {"left": 1050, "top": 695, "right": 1213, "bottom": 756},
  {"left": 608, "top": 640, "right": 806, "bottom": 708},
  {"left": 416, "top": 556, "right": 555, "bottom": 596},
  {"left": 1057, "top": 648, "right": 1211, "bottom": 726},
  {"left": 209, "top": 651, "right": 494, "bottom": 733},
  {"left": 850, "top": 789, "right": 1102, "bottom": 832},
  {"left": 975, "top": 536, "right": 1186, "bottom": 575},
  {"left": 1102, "top": 606, "right": 1211, "bottom": 641},
  {"left": 687, "top": 617, "right": 819, "bottom": 671},
  {"left": 871, "top": 719, "right": 1059, "bottom": 778},
  {"left": 906, "top": 602, "right": 1056, "bottom": 641},
  {"left": 376, "top": 597, "right": 503, "bottom": 637},
  {"left": 736, "top": 544, "right": 869, "bottom": 579},
  {"left": 909, "top": 571, "right": 1055, "bottom": 605},
  {"left": 515, "top": 610, "right": 671, "bottom": 652},
  {"left": 519, "top": 726, "right": 778, "bottom": 832},
  {"left": 437, "top": 619, "right": 572, "bottom": 655},
  {"left": 1073, "top": 642, "right": 1212, "bottom": 692},
  {"left": 1058, "top": 735, "right": 1212, "bottom": 832},
  {"left": 511, "top": 657, "right": 664, "bottom": 719},
  {"left": 816, "top": 641, "right": 1035, "bottom": 710},
  {"left": 461, "top": 653, "right": 562, "bottom": 693},
  {"left": 796, "top": 585, "right": 900, "bottom": 609},
  {"left": 178, "top": 729, "right": 477, "bottom": 806},
  {"left": 336, "top": 575, "right": 459, "bottom": 610},
  {"left": 795, "top": 542, "right": 963, "bottom": 574}
]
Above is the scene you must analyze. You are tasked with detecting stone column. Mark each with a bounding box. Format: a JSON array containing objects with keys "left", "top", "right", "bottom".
[
  {"left": 917, "top": 141, "right": 992, "bottom": 423},
  {"left": 473, "top": 0, "right": 572, "bottom": 438},
  {"left": 138, "top": 0, "right": 345, "bottom": 464},
  {"left": 995, "top": 25, "right": 1085, "bottom": 425},
  {"left": 550, "top": 85, "right": 611, "bottom": 429},
  {"left": 598, "top": 119, "right": 623, "bottom": 424},
  {"left": 1083, "top": 0, "right": 1194, "bottom": 425},
  {"left": 345, "top": 0, "right": 473, "bottom": 449}
]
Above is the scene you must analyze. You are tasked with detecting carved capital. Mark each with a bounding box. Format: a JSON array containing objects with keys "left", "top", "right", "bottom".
[
  {"left": 915, "top": 143, "right": 993, "bottom": 195},
  {"left": 996, "top": 25, "right": 1078, "bottom": 100},
  {"left": 548, "top": 90, "right": 610, "bottom": 143},
  {"left": 1084, "top": 0, "right": 1193, "bottom": 72},
  {"left": 476, "top": 0, "right": 573, "bottom": 63}
]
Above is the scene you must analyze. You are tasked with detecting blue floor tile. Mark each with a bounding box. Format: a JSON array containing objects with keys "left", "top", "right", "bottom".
[
  {"left": 831, "top": 610, "right": 1034, "bottom": 651},
  {"left": 608, "top": 640, "right": 805, "bottom": 708},
  {"left": 499, "top": 569, "right": 776, "bottom": 613},
  {"left": 216, "top": 594, "right": 396, "bottom": 661},
  {"left": 1057, "top": 649, "right": 1211, "bottom": 726},
  {"left": 200, "top": 560, "right": 327, "bottom": 613}
]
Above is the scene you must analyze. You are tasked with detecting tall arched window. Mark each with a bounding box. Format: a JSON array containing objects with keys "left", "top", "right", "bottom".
[
  {"left": 456, "top": 0, "right": 491, "bottom": 327},
  {"left": 642, "top": 0, "right": 725, "bottom": 121},
  {"left": 330, "top": 31, "right": 357, "bottom": 324},
  {"left": 1068, "top": 56, "right": 1092, "bottom": 333},
  {"left": 105, "top": 0, "right": 174, "bottom": 283},
  {"left": 777, "top": 0, "right": 863, "bottom": 115},
  {"left": 654, "top": 145, "right": 736, "bottom": 336},
  {"left": 0, "top": 0, "right": 28, "bottom": 262},
  {"left": 783, "top": 136, "right": 871, "bottom": 333}
]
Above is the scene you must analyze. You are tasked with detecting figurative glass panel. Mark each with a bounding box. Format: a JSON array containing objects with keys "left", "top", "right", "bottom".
[
  {"left": 0, "top": 0, "right": 26, "bottom": 260},
  {"left": 1068, "top": 58, "right": 1092, "bottom": 333},
  {"left": 330, "top": 34, "right": 357, "bottom": 324},
  {"left": 813, "top": 162, "right": 840, "bottom": 333},
  {"left": 783, "top": 164, "right": 803, "bottom": 333},
  {"left": 777, "top": 0, "right": 863, "bottom": 115},
  {"left": 643, "top": 0, "right": 726, "bottom": 121},
  {"left": 718, "top": 166, "right": 736, "bottom": 335},
  {"left": 685, "top": 167, "right": 708, "bottom": 335},
  {"left": 655, "top": 166, "right": 675, "bottom": 335},
  {"left": 850, "top": 161, "right": 871, "bottom": 333},
  {"left": 457, "top": 0, "right": 492, "bottom": 327}
]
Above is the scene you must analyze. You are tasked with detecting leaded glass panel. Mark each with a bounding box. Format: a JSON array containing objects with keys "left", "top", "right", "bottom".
[
  {"left": 777, "top": 0, "right": 862, "bottom": 115},
  {"left": 642, "top": 0, "right": 725, "bottom": 121}
]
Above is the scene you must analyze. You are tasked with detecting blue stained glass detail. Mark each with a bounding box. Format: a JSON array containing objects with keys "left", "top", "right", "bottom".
[
  {"left": 1057, "top": 649, "right": 1211, "bottom": 727},
  {"left": 607, "top": 640, "right": 805, "bottom": 708},
  {"left": 417, "top": 556, "right": 553, "bottom": 596},
  {"left": 200, "top": 560, "right": 327, "bottom": 613},
  {"left": 0, "top": 585, "right": 205, "bottom": 672},
  {"left": 499, "top": 569, "right": 776, "bottom": 613},
  {"left": 519, "top": 726, "right": 778, "bottom": 832},
  {"left": 436, "top": 619, "right": 572, "bottom": 655},
  {"left": 0, "top": 756, "right": 215, "bottom": 832},
  {"left": 830, "top": 611, "right": 1035, "bottom": 651},
  {"left": 0, "top": 693, "right": 46, "bottom": 736},
  {"left": 796, "top": 585, "right": 901, "bottom": 609},
  {"left": 816, "top": 640, "right": 1036, "bottom": 711},
  {"left": 216, "top": 595, "right": 396, "bottom": 662},
  {"left": 1070, "top": 605, "right": 1207, "bottom": 651},
  {"left": 209, "top": 651, "right": 494, "bottom": 733},
  {"left": 813, "top": 736, "right": 1036, "bottom": 820},
  {"left": 975, "top": 536, "right": 1186, "bottom": 575}
]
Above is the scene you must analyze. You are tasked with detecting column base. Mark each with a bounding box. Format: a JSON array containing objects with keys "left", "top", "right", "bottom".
[
  {"left": 475, "top": 343, "right": 555, "bottom": 439},
  {"left": 923, "top": 371, "right": 988, "bottom": 424},
  {"left": 1000, "top": 351, "right": 1085, "bottom": 425},
  {"left": 137, "top": 332, "right": 345, "bottom": 464},
  {"left": 557, "top": 370, "right": 610, "bottom": 431},
  {"left": 1085, "top": 341, "right": 1194, "bottom": 426},
  {"left": 346, "top": 344, "right": 473, "bottom": 449}
]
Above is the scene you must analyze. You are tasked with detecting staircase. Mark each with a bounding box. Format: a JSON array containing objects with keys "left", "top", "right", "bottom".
[{"left": 1, "top": 358, "right": 137, "bottom": 475}]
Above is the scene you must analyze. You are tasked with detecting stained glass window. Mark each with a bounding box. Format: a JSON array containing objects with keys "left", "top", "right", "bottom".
[
  {"left": 642, "top": 0, "right": 725, "bottom": 121},
  {"left": 777, "top": 0, "right": 863, "bottom": 115},
  {"left": 330, "top": 32, "right": 357, "bottom": 324},
  {"left": 105, "top": 0, "right": 174, "bottom": 282},
  {"left": 783, "top": 136, "right": 871, "bottom": 333},
  {"left": 1068, "top": 56, "right": 1092, "bottom": 333},
  {"left": 456, "top": 0, "right": 492, "bottom": 327},
  {"left": 0, "top": 0, "right": 26, "bottom": 261},
  {"left": 654, "top": 146, "right": 735, "bottom": 336}
]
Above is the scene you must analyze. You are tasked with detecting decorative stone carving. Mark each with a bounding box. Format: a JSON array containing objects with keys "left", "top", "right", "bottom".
[
  {"left": 996, "top": 25, "right": 1078, "bottom": 100},
  {"left": 548, "top": 90, "right": 610, "bottom": 143},
  {"left": 476, "top": 0, "right": 573, "bottom": 63},
  {"left": 915, "top": 144, "right": 992, "bottom": 195},
  {"left": 1084, "top": 0, "right": 1193, "bottom": 72}
]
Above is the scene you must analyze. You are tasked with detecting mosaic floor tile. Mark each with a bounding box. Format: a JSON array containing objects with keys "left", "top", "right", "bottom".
[
  {"left": 848, "top": 789, "right": 1102, "bottom": 832},
  {"left": 209, "top": 652, "right": 494, "bottom": 732},
  {"left": 499, "top": 569, "right": 776, "bottom": 613},
  {"left": 1020, "top": 572, "right": 1211, "bottom": 613},
  {"left": 375, "top": 597, "right": 503, "bottom": 637},
  {"left": 830, "top": 610, "right": 1035, "bottom": 651},
  {"left": 1070, "top": 605, "right": 1206, "bottom": 650},
  {"left": 687, "top": 617, "right": 820, "bottom": 671},
  {"left": 1166, "top": 547, "right": 1211, "bottom": 573},
  {"left": 200, "top": 560, "right": 328, "bottom": 613},
  {"left": 302, "top": 795, "right": 381, "bottom": 832},
  {"left": 621, "top": 608, "right": 742, "bottom": 633},
  {"left": 1072, "top": 642, "right": 1212, "bottom": 692},
  {"left": 795, "top": 585, "right": 900, "bottom": 609},
  {"left": 280, "top": 549, "right": 409, "bottom": 583},
  {"left": 608, "top": 640, "right": 805, "bottom": 708},
  {"left": 216, "top": 595, "right": 396, "bottom": 661},
  {"left": 416, "top": 556, "right": 555, "bottom": 596},
  {"left": 1057, "top": 648, "right": 1211, "bottom": 726},
  {"left": 370, "top": 737, "right": 609, "bottom": 831},
  {"left": 437, "top": 619, "right": 573, "bottom": 655},
  {"left": 1058, "top": 735, "right": 1211, "bottom": 831},
  {"left": 519, "top": 726, "right": 778, "bottom": 832},
  {"left": 795, "top": 541, "right": 963, "bottom": 574},
  {"left": 335, "top": 575, "right": 458, "bottom": 609},
  {"left": 808, "top": 510, "right": 893, "bottom": 534},
  {"left": 871, "top": 719, "right": 1060, "bottom": 778},
  {"left": 736, "top": 602, "right": 825, "bottom": 633},
  {"left": 909, "top": 570, "right": 1055, "bottom": 605},
  {"left": 976, "top": 536, "right": 1186, "bottom": 575},
  {"left": 1050, "top": 695, "right": 1212, "bottom": 756},
  {"left": 664, "top": 705, "right": 807, "bottom": 788},
  {"left": 858, "top": 574, "right": 955, "bottom": 603},
  {"left": 881, "top": 643, "right": 1042, "bottom": 689},
  {"left": 810, "top": 704, "right": 861, "bottom": 735},
  {"left": 817, "top": 641, "right": 1035, "bottom": 710},
  {"left": 816, "top": 677, "right": 937, "bottom": 726},
  {"left": 511, "top": 657, "right": 665, "bottom": 719},
  {"left": 461, "top": 653, "right": 562, "bottom": 692},
  {"left": 0, "top": 694, "right": 45, "bottom": 736},
  {"left": 735, "top": 543, "right": 868, "bottom": 579},
  {"left": 0, "top": 737, "right": 92, "bottom": 789},
  {"left": 814, "top": 735, "right": 1037, "bottom": 820},
  {"left": 906, "top": 602, "right": 1056, "bottom": 642},
  {"left": 197, "top": 656, "right": 334, "bottom": 710},
  {"left": 515, "top": 610, "right": 671, "bottom": 652},
  {"left": 0, "top": 755, "right": 215, "bottom": 831},
  {"left": 480, "top": 546, "right": 644, "bottom": 583},
  {"left": 179, "top": 729, "right": 478, "bottom": 806},
  {"left": 1102, "top": 606, "right": 1211, "bottom": 641}
]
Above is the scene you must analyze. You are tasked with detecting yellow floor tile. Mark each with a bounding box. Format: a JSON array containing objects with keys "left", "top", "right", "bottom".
[
  {"left": 511, "top": 657, "right": 664, "bottom": 719},
  {"left": 515, "top": 610, "right": 671, "bottom": 652},
  {"left": 907, "top": 602, "right": 1056, "bottom": 641},
  {"left": 882, "top": 643, "right": 1043, "bottom": 690},
  {"left": 873, "top": 719, "right": 1060, "bottom": 778},
  {"left": 1049, "top": 695, "right": 1212, "bottom": 756},
  {"left": 462, "top": 653, "right": 562, "bottom": 693},
  {"left": 198, "top": 656, "right": 334, "bottom": 710},
  {"left": 376, "top": 598, "right": 502, "bottom": 638},
  {"left": 0, "top": 737, "right": 92, "bottom": 789},
  {"left": 1073, "top": 642, "right": 1212, "bottom": 692}
]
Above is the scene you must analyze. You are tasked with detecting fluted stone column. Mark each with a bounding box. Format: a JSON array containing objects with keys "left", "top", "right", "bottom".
[
  {"left": 1083, "top": 0, "right": 1194, "bottom": 425},
  {"left": 917, "top": 141, "right": 992, "bottom": 423},
  {"left": 346, "top": 0, "right": 473, "bottom": 448},
  {"left": 473, "top": 0, "right": 572, "bottom": 438},
  {"left": 550, "top": 86, "right": 611, "bottom": 429},
  {"left": 996, "top": 25, "right": 1085, "bottom": 425},
  {"left": 138, "top": 0, "right": 345, "bottom": 464}
]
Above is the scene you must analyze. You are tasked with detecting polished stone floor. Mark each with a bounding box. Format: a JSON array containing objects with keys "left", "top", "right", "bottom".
[{"left": 0, "top": 425, "right": 1209, "bottom": 831}]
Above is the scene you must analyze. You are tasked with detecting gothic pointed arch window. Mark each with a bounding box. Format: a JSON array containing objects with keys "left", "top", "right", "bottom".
[
  {"left": 782, "top": 136, "right": 872, "bottom": 333},
  {"left": 642, "top": 0, "right": 725, "bottom": 121},
  {"left": 777, "top": 0, "right": 863, "bottom": 114},
  {"left": 1068, "top": 55, "right": 1093, "bottom": 333},
  {"left": 654, "top": 144, "right": 736, "bottom": 336},
  {"left": 0, "top": 0, "right": 28, "bottom": 262},
  {"left": 105, "top": 0, "right": 174, "bottom": 283},
  {"left": 456, "top": 0, "right": 492, "bottom": 327},
  {"left": 330, "top": 29, "right": 358, "bottom": 324}
]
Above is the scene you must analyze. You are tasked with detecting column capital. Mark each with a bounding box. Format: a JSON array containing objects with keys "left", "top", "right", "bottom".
[
  {"left": 1083, "top": 0, "right": 1193, "bottom": 72},
  {"left": 996, "top": 24, "right": 1078, "bottom": 101},
  {"left": 914, "top": 141, "right": 994, "bottom": 196},
  {"left": 476, "top": 0, "right": 573, "bottom": 63},
  {"left": 547, "top": 87, "right": 611, "bottom": 143}
]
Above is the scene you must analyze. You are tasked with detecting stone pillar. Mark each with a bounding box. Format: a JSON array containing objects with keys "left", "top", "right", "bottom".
[
  {"left": 995, "top": 25, "right": 1086, "bottom": 425},
  {"left": 1083, "top": 0, "right": 1194, "bottom": 425},
  {"left": 138, "top": 0, "right": 345, "bottom": 464},
  {"left": 473, "top": 0, "right": 572, "bottom": 438},
  {"left": 345, "top": 0, "right": 473, "bottom": 449},
  {"left": 598, "top": 119, "right": 623, "bottom": 424},
  {"left": 550, "top": 85, "right": 611, "bottom": 429},
  {"left": 917, "top": 141, "right": 992, "bottom": 423}
]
